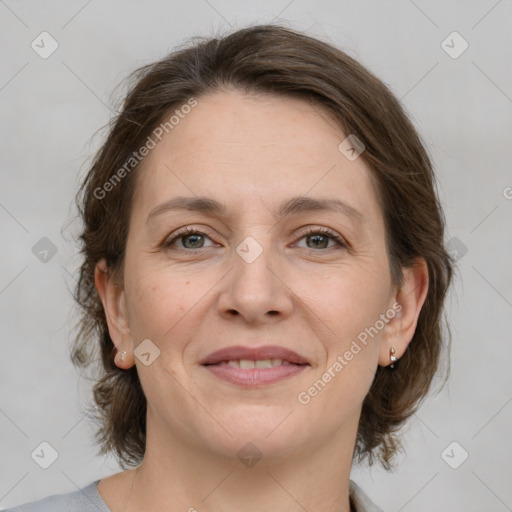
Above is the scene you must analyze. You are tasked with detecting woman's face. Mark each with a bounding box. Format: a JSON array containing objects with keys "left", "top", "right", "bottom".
[{"left": 104, "top": 90, "right": 407, "bottom": 461}]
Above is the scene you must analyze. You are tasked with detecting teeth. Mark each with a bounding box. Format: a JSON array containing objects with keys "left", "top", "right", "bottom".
[{"left": 226, "top": 359, "right": 284, "bottom": 369}]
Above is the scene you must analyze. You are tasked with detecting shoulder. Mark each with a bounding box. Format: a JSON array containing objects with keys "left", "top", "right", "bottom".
[
  {"left": 2, "top": 480, "right": 110, "bottom": 512},
  {"left": 5, "top": 478, "right": 380, "bottom": 512},
  {"left": 349, "top": 480, "right": 385, "bottom": 512}
]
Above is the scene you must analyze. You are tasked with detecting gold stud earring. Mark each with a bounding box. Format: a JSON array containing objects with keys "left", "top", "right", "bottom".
[{"left": 389, "top": 347, "right": 397, "bottom": 368}]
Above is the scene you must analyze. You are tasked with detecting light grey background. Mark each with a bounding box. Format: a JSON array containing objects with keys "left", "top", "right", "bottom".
[{"left": 1, "top": 1, "right": 511, "bottom": 511}]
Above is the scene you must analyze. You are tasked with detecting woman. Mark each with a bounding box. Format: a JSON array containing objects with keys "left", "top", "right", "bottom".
[{"left": 7, "top": 24, "right": 453, "bottom": 512}]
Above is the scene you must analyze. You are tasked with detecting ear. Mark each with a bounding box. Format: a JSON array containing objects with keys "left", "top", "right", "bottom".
[
  {"left": 94, "top": 258, "right": 134, "bottom": 369},
  {"left": 378, "top": 258, "right": 429, "bottom": 366}
]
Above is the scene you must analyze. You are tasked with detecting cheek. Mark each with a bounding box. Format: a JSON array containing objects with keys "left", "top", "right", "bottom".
[
  {"left": 124, "top": 267, "right": 180, "bottom": 336},
  {"left": 302, "top": 273, "right": 387, "bottom": 406},
  {"left": 309, "top": 264, "right": 390, "bottom": 333},
  {"left": 123, "top": 260, "right": 219, "bottom": 344},
  {"left": 305, "top": 263, "right": 390, "bottom": 382}
]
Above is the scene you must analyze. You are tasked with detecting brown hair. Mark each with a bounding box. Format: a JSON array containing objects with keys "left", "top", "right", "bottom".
[{"left": 71, "top": 23, "right": 454, "bottom": 470}]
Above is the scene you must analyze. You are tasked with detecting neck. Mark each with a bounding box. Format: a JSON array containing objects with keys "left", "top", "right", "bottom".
[{"left": 112, "top": 414, "right": 357, "bottom": 512}]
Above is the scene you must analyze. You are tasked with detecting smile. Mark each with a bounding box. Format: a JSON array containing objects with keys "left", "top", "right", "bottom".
[{"left": 203, "top": 359, "right": 309, "bottom": 387}]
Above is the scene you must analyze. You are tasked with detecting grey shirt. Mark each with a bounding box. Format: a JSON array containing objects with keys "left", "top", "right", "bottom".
[{"left": 3, "top": 479, "right": 383, "bottom": 512}]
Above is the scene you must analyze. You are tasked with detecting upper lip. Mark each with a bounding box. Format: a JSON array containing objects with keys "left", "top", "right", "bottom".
[{"left": 200, "top": 345, "right": 310, "bottom": 365}]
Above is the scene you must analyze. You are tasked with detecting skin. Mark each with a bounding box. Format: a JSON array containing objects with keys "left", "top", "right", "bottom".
[{"left": 95, "top": 89, "right": 428, "bottom": 512}]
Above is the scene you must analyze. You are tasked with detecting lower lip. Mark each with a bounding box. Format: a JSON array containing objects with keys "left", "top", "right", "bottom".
[{"left": 203, "top": 362, "right": 308, "bottom": 387}]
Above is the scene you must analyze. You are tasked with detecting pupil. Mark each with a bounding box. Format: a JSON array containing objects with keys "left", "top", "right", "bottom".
[
  {"left": 184, "top": 234, "right": 203, "bottom": 248},
  {"left": 309, "top": 234, "right": 328, "bottom": 249}
]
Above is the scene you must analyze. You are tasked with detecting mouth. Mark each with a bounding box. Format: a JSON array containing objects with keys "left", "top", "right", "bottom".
[{"left": 200, "top": 345, "right": 311, "bottom": 387}]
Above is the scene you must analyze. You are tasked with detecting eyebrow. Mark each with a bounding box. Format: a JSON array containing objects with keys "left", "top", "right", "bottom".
[{"left": 147, "top": 195, "right": 365, "bottom": 225}]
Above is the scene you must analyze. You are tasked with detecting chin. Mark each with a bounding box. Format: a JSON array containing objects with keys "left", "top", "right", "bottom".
[{"left": 203, "top": 409, "right": 309, "bottom": 460}]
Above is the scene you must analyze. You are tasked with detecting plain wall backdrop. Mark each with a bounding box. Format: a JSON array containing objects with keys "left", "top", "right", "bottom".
[{"left": 1, "top": 1, "right": 511, "bottom": 510}]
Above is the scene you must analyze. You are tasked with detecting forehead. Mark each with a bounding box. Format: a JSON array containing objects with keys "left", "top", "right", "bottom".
[{"left": 133, "top": 90, "right": 382, "bottom": 226}]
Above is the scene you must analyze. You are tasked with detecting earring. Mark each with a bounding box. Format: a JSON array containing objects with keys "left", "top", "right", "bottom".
[
  {"left": 389, "top": 347, "right": 397, "bottom": 368},
  {"left": 120, "top": 350, "right": 127, "bottom": 362}
]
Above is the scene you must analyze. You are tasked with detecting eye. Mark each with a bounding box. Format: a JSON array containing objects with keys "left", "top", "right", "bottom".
[
  {"left": 294, "top": 227, "right": 347, "bottom": 250},
  {"left": 163, "top": 227, "right": 217, "bottom": 250},
  {"left": 163, "top": 226, "right": 347, "bottom": 252}
]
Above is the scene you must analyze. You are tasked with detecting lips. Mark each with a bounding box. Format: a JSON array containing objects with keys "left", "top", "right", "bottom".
[{"left": 199, "top": 345, "right": 310, "bottom": 366}]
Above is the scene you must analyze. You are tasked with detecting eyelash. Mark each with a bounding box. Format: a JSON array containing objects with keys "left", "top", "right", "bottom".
[{"left": 163, "top": 226, "right": 347, "bottom": 252}]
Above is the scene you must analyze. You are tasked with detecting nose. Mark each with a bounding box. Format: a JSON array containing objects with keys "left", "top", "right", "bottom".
[{"left": 217, "top": 236, "right": 294, "bottom": 325}]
